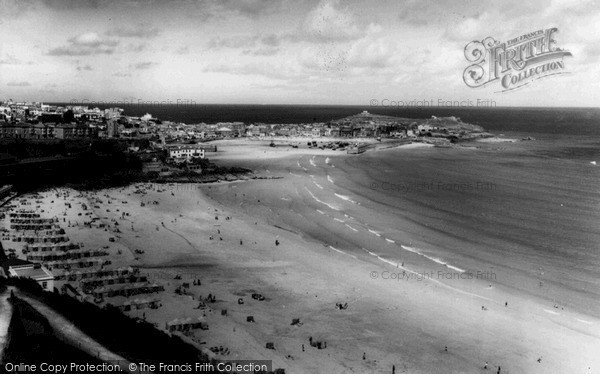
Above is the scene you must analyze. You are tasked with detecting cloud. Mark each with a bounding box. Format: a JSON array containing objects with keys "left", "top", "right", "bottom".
[
  {"left": 295, "top": 0, "right": 364, "bottom": 43},
  {"left": 124, "top": 43, "right": 148, "bottom": 53},
  {"left": 112, "top": 61, "right": 158, "bottom": 78},
  {"left": 346, "top": 37, "right": 397, "bottom": 69},
  {"left": 7, "top": 81, "right": 31, "bottom": 87},
  {"left": 261, "top": 34, "right": 281, "bottom": 47},
  {"left": 204, "top": 61, "right": 301, "bottom": 80},
  {"left": 443, "top": 12, "right": 492, "bottom": 42},
  {"left": 544, "top": 0, "right": 599, "bottom": 17},
  {"left": 584, "top": 44, "right": 600, "bottom": 60},
  {"left": 438, "top": 1, "right": 579, "bottom": 43},
  {"left": 106, "top": 25, "right": 161, "bottom": 39},
  {"left": 299, "top": 45, "right": 349, "bottom": 73},
  {"left": 398, "top": 4, "right": 431, "bottom": 26},
  {"left": 130, "top": 61, "right": 158, "bottom": 70},
  {"left": 398, "top": 0, "right": 488, "bottom": 27},
  {"left": 242, "top": 47, "right": 280, "bottom": 56},
  {"left": 207, "top": 33, "right": 286, "bottom": 51},
  {"left": 33, "top": 0, "right": 279, "bottom": 20},
  {"left": 0, "top": 54, "right": 34, "bottom": 65},
  {"left": 40, "top": 0, "right": 101, "bottom": 10},
  {"left": 0, "top": 1, "right": 29, "bottom": 16},
  {"left": 176, "top": 46, "right": 190, "bottom": 54},
  {"left": 205, "top": 5, "right": 378, "bottom": 55},
  {"left": 216, "top": 0, "right": 281, "bottom": 18},
  {"left": 207, "top": 35, "right": 259, "bottom": 49},
  {"left": 270, "top": 0, "right": 380, "bottom": 47},
  {"left": 48, "top": 32, "right": 118, "bottom": 56}
]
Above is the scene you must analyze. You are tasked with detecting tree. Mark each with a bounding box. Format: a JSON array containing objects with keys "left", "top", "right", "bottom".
[{"left": 63, "top": 109, "right": 75, "bottom": 123}]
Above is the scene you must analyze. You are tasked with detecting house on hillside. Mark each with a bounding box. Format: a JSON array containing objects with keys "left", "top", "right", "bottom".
[{"left": 4, "top": 260, "right": 55, "bottom": 291}]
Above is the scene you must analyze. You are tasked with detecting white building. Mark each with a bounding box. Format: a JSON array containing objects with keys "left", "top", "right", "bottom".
[
  {"left": 9, "top": 264, "right": 54, "bottom": 291},
  {"left": 168, "top": 146, "right": 205, "bottom": 160}
]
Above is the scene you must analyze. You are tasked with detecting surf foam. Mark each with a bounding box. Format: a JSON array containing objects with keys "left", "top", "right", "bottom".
[
  {"left": 401, "top": 246, "right": 465, "bottom": 273},
  {"left": 335, "top": 193, "right": 358, "bottom": 204},
  {"left": 329, "top": 246, "right": 357, "bottom": 259},
  {"left": 368, "top": 229, "right": 381, "bottom": 237},
  {"left": 305, "top": 187, "right": 340, "bottom": 211}
]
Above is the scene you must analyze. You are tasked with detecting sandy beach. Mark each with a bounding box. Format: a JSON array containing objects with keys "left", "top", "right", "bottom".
[{"left": 2, "top": 138, "right": 599, "bottom": 373}]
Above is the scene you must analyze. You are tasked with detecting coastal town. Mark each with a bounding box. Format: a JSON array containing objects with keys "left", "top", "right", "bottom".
[
  {"left": 0, "top": 100, "right": 487, "bottom": 142},
  {"left": 0, "top": 101, "right": 490, "bottom": 179}
]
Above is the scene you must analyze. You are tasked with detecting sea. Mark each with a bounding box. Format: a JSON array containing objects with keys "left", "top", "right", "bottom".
[{"left": 51, "top": 104, "right": 600, "bottom": 136}]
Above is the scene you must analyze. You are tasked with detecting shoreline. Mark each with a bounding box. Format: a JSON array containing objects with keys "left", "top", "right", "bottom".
[{"left": 1, "top": 137, "right": 599, "bottom": 373}]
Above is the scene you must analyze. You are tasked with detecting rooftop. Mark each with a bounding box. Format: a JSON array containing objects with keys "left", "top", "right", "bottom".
[{"left": 9, "top": 264, "right": 54, "bottom": 281}]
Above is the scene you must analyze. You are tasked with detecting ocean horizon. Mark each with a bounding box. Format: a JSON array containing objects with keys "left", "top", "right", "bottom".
[{"left": 48, "top": 103, "right": 600, "bottom": 136}]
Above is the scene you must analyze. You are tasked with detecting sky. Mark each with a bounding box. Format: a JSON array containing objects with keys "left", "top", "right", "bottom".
[{"left": 0, "top": 0, "right": 599, "bottom": 107}]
